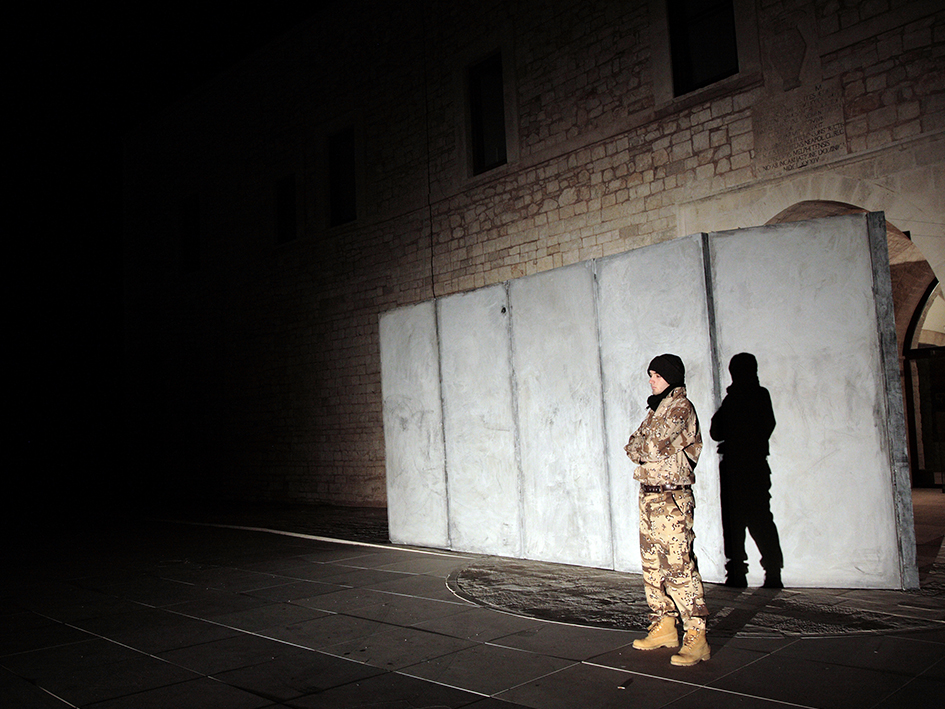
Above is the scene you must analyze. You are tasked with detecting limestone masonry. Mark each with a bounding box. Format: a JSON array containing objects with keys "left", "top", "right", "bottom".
[{"left": 123, "top": 0, "right": 944, "bottom": 507}]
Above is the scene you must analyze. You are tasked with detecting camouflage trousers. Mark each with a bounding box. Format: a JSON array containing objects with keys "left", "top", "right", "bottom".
[{"left": 639, "top": 489, "right": 709, "bottom": 631}]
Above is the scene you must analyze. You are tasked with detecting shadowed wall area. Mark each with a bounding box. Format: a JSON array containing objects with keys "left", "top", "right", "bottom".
[{"left": 710, "top": 352, "right": 783, "bottom": 589}]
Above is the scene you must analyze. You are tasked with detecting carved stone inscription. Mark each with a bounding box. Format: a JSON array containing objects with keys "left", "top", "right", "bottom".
[{"left": 755, "top": 79, "right": 847, "bottom": 175}]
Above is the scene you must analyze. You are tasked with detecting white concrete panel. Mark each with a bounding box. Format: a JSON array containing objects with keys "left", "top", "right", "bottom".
[
  {"left": 438, "top": 286, "right": 522, "bottom": 556},
  {"left": 597, "top": 235, "right": 723, "bottom": 580},
  {"left": 379, "top": 302, "right": 449, "bottom": 548},
  {"left": 509, "top": 263, "right": 612, "bottom": 567},
  {"left": 709, "top": 214, "right": 900, "bottom": 587},
  {"left": 380, "top": 214, "right": 911, "bottom": 588}
]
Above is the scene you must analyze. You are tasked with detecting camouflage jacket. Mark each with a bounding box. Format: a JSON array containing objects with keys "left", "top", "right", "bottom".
[{"left": 625, "top": 386, "right": 702, "bottom": 487}]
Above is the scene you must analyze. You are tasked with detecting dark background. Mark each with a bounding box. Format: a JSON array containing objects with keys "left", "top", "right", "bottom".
[{"left": 14, "top": 4, "right": 316, "bottom": 522}]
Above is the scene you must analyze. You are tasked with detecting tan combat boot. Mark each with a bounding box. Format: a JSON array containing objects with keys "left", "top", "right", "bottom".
[
  {"left": 670, "top": 627, "right": 710, "bottom": 666},
  {"left": 632, "top": 616, "right": 678, "bottom": 650}
]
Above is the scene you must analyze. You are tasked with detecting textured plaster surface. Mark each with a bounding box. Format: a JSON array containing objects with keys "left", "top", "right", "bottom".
[
  {"left": 379, "top": 301, "right": 448, "bottom": 547},
  {"left": 597, "top": 235, "right": 722, "bottom": 579},
  {"left": 438, "top": 285, "right": 522, "bottom": 557},
  {"left": 709, "top": 215, "right": 900, "bottom": 587},
  {"left": 510, "top": 263, "right": 611, "bottom": 568},
  {"left": 381, "top": 215, "right": 912, "bottom": 588}
]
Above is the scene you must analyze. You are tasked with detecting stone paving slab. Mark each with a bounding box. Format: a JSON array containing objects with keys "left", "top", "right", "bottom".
[
  {"left": 158, "top": 493, "right": 945, "bottom": 639},
  {"left": 448, "top": 555, "right": 945, "bottom": 638},
  {"left": 2, "top": 511, "right": 944, "bottom": 709}
]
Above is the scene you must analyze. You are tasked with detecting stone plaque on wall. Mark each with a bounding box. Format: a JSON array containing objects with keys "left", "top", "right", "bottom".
[{"left": 754, "top": 79, "right": 847, "bottom": 176}]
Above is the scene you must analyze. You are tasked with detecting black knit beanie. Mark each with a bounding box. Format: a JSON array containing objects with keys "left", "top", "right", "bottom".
[{"left": 648, "top": 354, "right": 686, "bottom": 388}]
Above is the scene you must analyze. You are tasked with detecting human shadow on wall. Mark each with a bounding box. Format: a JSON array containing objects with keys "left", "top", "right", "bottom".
[{"left": 710, "top": 353, "right": 784, "bottom": 589}]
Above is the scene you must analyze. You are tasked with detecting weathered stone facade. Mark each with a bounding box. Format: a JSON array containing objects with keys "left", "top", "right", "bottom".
[{"left": 123, "top": 0, "right": 944, "bottom": 507}]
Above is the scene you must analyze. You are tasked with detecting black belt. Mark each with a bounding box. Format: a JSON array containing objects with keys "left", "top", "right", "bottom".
[{"left": 641, "top": 484, "right": 692, "bottom": 493}]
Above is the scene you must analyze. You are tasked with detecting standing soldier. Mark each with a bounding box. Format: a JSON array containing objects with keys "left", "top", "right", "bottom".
[{"left": 625, "top": 354, "right": 710, "bottom": 666}]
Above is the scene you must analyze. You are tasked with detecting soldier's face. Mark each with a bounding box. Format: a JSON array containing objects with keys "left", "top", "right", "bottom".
[{"left": 649, "top": 370, "right": 669, "bottom": 395}]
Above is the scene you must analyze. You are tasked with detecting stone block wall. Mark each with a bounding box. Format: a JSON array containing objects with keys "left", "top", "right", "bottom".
[{"left": 123, "top": 0, "right": 944, "bottom": 508}]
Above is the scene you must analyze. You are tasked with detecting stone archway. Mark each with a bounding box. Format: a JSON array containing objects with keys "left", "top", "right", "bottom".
[
  {"left": 676, "top": 157, "right": 945, "bottom": 287},
  {"left": 766, "top": 200, "right": 943, "bottom": 488}
]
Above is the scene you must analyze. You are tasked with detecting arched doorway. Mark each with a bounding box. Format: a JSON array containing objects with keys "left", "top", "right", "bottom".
[{"left": 766, "top": 201, "right": 945, "bottom": 490}]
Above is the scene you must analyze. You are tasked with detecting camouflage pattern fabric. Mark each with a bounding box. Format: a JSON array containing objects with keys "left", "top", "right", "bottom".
[
  {"left": 638, "top": 489, "right": 709, "bottom": 630},
  {"left": 625, "top": 386, "right": 702, "bottom": 487}
]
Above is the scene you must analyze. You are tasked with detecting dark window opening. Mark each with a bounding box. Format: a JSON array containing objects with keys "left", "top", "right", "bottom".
[
  {"left": 276, "top": 173, "right": 297, "bottom": 244},
  {"left": 668, "top": 0, "right": 739, "bottom": 97},
  {"left": 179, "top": 194, "right": 200, "bottom": 273},
  {"left": 328, "top": 128, "right": 356, "bottom": 226},
  {"left": 468, "top": 53, "right": 507, "bottom": 175}
]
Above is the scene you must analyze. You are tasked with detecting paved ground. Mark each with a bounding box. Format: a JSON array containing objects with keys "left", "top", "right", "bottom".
[{"left": 2, "top": 491, "right": 943, "bottom": 708}]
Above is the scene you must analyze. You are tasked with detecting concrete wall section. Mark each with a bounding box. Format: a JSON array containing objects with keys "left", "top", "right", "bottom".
[
  {"left": 379, "top": 302, "right": 449, "bottom": 547},
  {"left": 509, "top": 263, "right": 611, "bottom": 568},
  {"left": 438, "top": 286, "right": 522, "bottom": 557},
  {"left": 866, "top": 212, "right": 918, "bottom": 590},
  {"left": 597, "top": 235, "right": 723, "bottom": 579},
  {"left": 708, "top": 215, "right": 901, "bottom": 587},
  {"left": 381, "top": 215, "right": 914, "bottom": 588}
]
